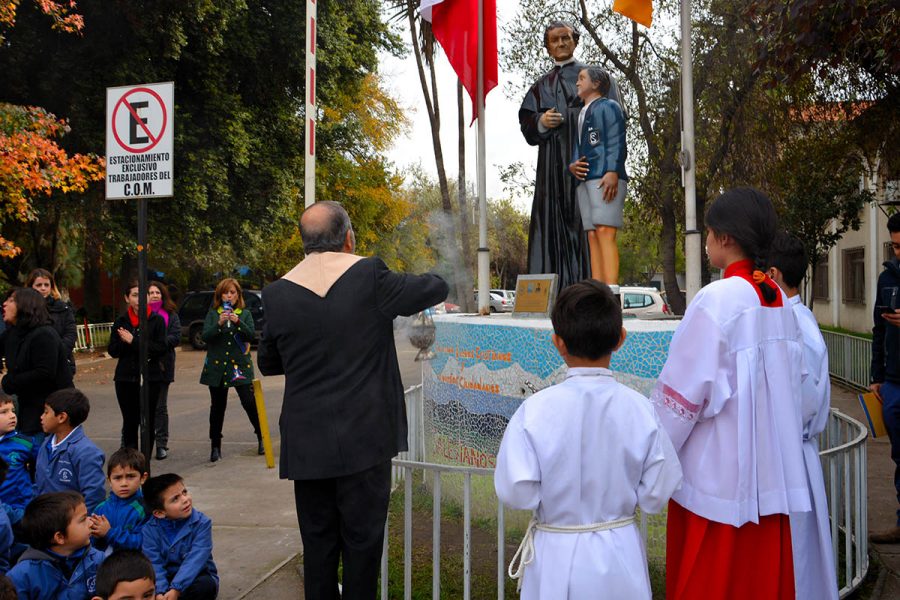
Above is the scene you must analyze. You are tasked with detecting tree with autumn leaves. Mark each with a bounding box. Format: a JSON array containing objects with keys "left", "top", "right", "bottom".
[{"left": 0, "top": 1, "right": 103, "bottom": 261}]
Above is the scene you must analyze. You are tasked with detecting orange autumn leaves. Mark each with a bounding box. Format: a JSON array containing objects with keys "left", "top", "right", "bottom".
[{"left": 0, "top": 104, "right": 104, "bottom": 257}]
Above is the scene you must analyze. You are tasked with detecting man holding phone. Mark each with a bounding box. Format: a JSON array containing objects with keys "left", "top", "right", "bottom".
[{"left": 870, "top": 212, "right": 900, "bottom": 544}]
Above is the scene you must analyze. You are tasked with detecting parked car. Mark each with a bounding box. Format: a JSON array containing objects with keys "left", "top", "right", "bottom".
[
  {"left": 619, "top": 286, "right": 669, "bottom": 317},
  {"left": 178, "top": 290, "right": 265, "bottom": 350},
  {"left": 473, "top": 290, "right": 515, "bottom": 313}
]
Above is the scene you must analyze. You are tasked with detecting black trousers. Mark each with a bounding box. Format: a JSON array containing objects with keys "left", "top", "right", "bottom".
[
  {"left": 155, "top": 381, "right": 171, "bottom": 449},
  {"left": 293, "top": 460, "right": 392, "bottom": 600},
  {"left": 208, "top": 384, "right": 261, "bottom": 446},
  {"left": 178, "top": 571, "right": 218, "bottom": 600},
  {"left": 114, "top": 381, "right": 160, "bottom": 452}
]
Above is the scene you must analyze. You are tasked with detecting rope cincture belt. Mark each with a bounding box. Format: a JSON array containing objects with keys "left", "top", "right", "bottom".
[{"left": 508, "top": 514, "right": 636, "bottom": 593}]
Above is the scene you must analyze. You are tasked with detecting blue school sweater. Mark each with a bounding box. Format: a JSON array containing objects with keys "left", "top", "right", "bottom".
[
  {"left": 142, "top": 509, "right": 218, "bottom": 594},
  {"left": 92, "top": 490, "right": 149, "bottom": 551},
  {"left": 34, "top": 426, "right": 105, "bottom": 513},
  {"left": 8, "top": 545, "right": 104, "bottom": 599},
  {"left": 0, "top": 431, "right": 36, "bottom": 522},
  {"left": 0, "top": 506, "right": 12, "bottom": 574}
]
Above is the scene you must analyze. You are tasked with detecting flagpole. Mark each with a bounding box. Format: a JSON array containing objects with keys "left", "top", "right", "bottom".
[
  {"left": 476, "top": 0, "right": 490, "bottom": 314},
  {"left": 681, "top": 0, "right": 700, "bottom": 304},
  {"left": 304, "top": 0, "right": 317, "bottom": 208}
]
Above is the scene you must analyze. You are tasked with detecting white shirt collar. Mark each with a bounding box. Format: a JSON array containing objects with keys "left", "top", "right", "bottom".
[
  {"left": 51, "top": 425, "right": 80, "bottom": 451},
  {"left": 788, "top": 294, "right": 802, "bottom": 306},
  {"left": 554, "top": 57, "right": 576, "bottom": 67},
  {"left": 566, "top": 367, "right": 614, "bottom": 379}
]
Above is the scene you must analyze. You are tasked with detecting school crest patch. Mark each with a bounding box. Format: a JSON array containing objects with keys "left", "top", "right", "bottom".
[{"left": 589, "top": 129, "right": 601, "bottom": 146}]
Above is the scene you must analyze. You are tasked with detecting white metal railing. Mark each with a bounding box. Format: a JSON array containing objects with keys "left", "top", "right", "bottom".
[
  {"left": 821, "top": 329, "right": 872, "bottom": 391},
  {"left": 820, "top": 408, "right": 870, "bottom": 598},
  {"left": 383, "top": 389, "right": 869, "bottom": 599},
  {"left": 74, "top": 322, "right": 115, "bottom": 352}
]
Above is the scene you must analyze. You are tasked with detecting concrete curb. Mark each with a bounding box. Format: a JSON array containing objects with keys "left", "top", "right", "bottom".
[{"left": 235, "top": 551, "right": 301, "bottom": 600}]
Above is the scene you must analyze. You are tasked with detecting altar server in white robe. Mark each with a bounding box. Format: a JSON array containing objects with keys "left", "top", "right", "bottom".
[
  {"left": 495, "top": 280, "right": 682, "bottom": 600},
  {"left": 652, "top": 188, "right": 810, "bottom": 600},
  {"left": 768, "top": 232, "right": 839, "bottom": 600}
]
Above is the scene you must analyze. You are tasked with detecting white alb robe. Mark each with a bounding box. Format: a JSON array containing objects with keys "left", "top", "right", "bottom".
[
  {"left": 650, "top": 276, "right": 811, "bottom": 526},
  {"left": 495, "top": 368, "right": 682, "bottom": 599},
  {"left": 788, "top": 295, "right": 839, "bottom": 600}
]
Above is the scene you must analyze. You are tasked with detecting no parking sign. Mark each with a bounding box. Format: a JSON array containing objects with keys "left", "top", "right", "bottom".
[{"left": 105, "top": 82, "right": 174, "bottom": 199}]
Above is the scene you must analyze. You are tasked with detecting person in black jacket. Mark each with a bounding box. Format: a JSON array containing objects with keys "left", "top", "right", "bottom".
[
  {"left": 871, "top": 212, "right": 900, "bottom": 544},
  {"left": 25, "top": 269, "right": 77, "bottom": 375},
  {"left": 107, "top": 282, "right": 167, "bottom": 454},
  {"left": 0, "top": 288, "right": 73, "bottom": 439},
  {"left": 258, "top": 201, "right": 448, "bottom": 599},
  {"left": 148, "top": 281, "right": 180, "bottom": 460}
]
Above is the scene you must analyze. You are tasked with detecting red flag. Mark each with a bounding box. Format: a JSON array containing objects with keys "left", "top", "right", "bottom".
[
  {"left": 422, "top": 0, "right": 498, "bottom": 122},
  {"left": 613, "top": 0, "right": 653, "bottom": 27}
]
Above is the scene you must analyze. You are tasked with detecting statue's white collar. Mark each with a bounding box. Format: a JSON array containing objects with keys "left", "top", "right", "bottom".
[{"left": 554, "top": 57, "right": 576, "bottom": 67}]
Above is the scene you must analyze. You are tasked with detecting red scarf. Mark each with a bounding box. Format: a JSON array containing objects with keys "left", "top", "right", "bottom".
[
  {"left": 127, "top": 305, "right": 152, "bottom": 327},
  {"left": 724, "top": 258, "right": 782, "bottom": 307}
]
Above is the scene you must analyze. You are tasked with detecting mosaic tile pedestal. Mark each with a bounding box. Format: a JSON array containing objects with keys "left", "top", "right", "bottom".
[{"left": 425, "top": 313, "right": 680, "bottom": 469}]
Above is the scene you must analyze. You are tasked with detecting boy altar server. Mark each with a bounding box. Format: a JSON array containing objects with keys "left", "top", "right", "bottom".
[
  {"left": 768, "top": 232, "right": 838, "bottom": 600},
  {"left": 495, "top": 280, "right": 682, "bottom": 599}
]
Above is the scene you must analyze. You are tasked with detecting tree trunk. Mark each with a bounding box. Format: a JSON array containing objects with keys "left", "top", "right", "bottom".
[
  {"left": 407, "top": 4, "right": 471, "bottom": 308},
  {"left": 82, "top": 191, "right": 104, "bottom": 321},
  {"left": 457, "top": 81, "right": 474, "bottom": 312}
]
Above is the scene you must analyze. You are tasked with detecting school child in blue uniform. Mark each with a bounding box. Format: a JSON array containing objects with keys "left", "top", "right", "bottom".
[
  {"left": 90, "top": 448, "right": 149, "bottom": 553},
  {"left": 90, "top": 549, "right": 157, "bottom": 600},
  {"left": 141, "top": 474, "right": 218, "bottom": 600},
  {"left": 34, "top": 389, "right": 106, "bottom": 514},
  {"left": 8, "top": 491, "right": 105, "bottom": 599},
  {"left": 0, "top": 459, "right": 14, "bottom": 574},
  {"left": 0, "top": 393, "right": 35, "bottom": 526}
]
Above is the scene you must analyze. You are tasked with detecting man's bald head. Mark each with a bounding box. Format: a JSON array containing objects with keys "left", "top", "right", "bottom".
[{"left": 300, "top": 201, "right": 354, "bottom": 254}]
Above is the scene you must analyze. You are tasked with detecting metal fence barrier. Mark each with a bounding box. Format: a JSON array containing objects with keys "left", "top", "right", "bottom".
[
  {"left": 821, "top": 329, "right": 871, "bottom": 391},
  {"left": 74, "top": 322, "right": 114, "bottom": 352},
  {"left": 384, "top": 386, "right": 869, "bottom": 599}
]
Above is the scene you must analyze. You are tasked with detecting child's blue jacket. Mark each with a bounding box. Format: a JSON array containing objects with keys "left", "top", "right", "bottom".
[
  {"left": 142, "top": 508, "right": 219, "bottom": 594},
  {"left": 0, "top": 431, "right": 36, "bottom": 520},
  {"left": 8, "top": 545, "right": 104, "bottom": 599},
  {"left": 92, "top": 490, "right": 149, "bottom": 551},
  {"left": 0, "top": 506, "right": 12, "bottom": 574},
  {"left": 34, "top": 426, "right": 106, "bottom": 513}
]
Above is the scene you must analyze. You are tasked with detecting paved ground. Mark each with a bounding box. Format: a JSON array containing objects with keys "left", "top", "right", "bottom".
[
  {"left": 73, "top": 331, "right": 423, "bottom": 600},
  {"left": 74, "top": 338, "right": 900, "bottom": 599}
]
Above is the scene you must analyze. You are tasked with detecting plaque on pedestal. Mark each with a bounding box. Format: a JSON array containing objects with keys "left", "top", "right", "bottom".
[{"left": 512, "top": 274, "right": 559, "bottom": 318}]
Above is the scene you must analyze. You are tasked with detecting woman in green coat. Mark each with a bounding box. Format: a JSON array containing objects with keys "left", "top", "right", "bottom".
[{"left": 200, "top": 278, "right": 262, "bottom": 462}]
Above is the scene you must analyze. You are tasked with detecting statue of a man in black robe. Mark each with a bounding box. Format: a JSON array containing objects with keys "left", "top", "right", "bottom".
[{"left": 519, "top": 22, "right": 620, "bottom": 289}]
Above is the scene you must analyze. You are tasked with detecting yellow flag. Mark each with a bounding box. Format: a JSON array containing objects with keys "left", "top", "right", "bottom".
[{"left": 613, "top": 0, "right": 652, "bottom": 27}]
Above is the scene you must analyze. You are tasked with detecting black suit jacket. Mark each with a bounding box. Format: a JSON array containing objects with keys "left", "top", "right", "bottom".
[{"left": 258, "top": 255, "right": 448, "bottom": 480}]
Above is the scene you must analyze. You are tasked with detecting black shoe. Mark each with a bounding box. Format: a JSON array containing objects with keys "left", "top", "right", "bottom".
[
  {"left": 210, "top": 447, "right": 221, "bottom": 462},
  {"left": 156, "top": 447, "right": 168, "bottom": 460},
  {"left": 258, "top": 438, "right": 265, "bottom": 455}
]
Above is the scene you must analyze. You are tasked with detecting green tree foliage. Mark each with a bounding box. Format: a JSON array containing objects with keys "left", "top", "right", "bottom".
[
  {"left": 0, "top": 0, "right": 413, "bottom": 312},
  {"left": 770, "top": 124, "right": 874, "bottom": 307}
]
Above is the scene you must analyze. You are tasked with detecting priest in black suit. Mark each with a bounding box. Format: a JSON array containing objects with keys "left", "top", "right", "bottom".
[
  {"left": 520, "top": 21, "right": 620, "bottom": 289},
  {"left": 257, "top": 200, "right": 448, "bottom": 600}
]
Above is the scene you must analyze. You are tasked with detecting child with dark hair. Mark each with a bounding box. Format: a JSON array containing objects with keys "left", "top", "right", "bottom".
[
  {"left": 35, "top": 389, "right": 106, "bottom": 513},
  {"left": 0, "top": 392, "right": 36, "bottom": 526},
  {"left": 651, "top": 188, "right": 809, "bottom": 599},
  {"left": 91, "top": 549, "right": 156, "bottom": 600},
  {"left": 142, "top": 474, "right": 218, "bottom": 599},
  {"left": 8, "top": 491, "right": 104, "bottom": 599},
  {"left": 495, "top": 280, "right": 682, "bottom": 598},
  {"left": 767, "top": 232, "right": 839, "bottom": 599},
  {"left": 90, "top": 448, "right": 149, "bottom": 553},
  {"left": 0, "top": 458, "right": 13, "bottom": 574},
  {"left": 0, "top": 574, "right": 15, "bottom": 600}
]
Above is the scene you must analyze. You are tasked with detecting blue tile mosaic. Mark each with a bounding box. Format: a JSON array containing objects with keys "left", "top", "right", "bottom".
[{"left": 425, "top": 315, "right": 679, "bottom": 466}]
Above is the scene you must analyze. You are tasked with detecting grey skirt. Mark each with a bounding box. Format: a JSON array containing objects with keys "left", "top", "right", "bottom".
[{"left": 576, "top": 178, "right": 627, "bottom": 230}]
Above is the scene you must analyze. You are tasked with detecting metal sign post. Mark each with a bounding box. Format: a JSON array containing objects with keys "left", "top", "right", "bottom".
[{"left": 106, "top": 81, "right": 174, "bottom": 467}]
